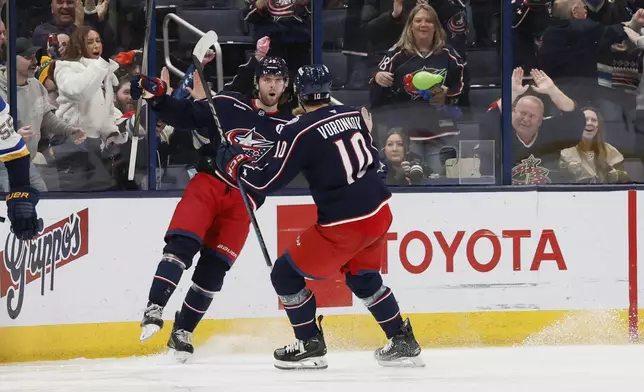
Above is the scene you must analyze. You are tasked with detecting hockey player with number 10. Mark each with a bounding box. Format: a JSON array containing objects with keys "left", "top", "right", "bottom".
[{"left": 216, "top": 64, "right": 424, "bottom": 370}]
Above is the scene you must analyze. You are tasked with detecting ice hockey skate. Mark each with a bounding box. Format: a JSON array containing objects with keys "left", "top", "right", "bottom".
[
  {"left": 274, "top": 316, "right": 328, "bottom": 370},
  {"left": 374, "top": 318, "right": 425, "bottom": 367},
  {"left": 167, "top": 312, "right": 194, "bottom": 363},
  {"left": 139, "top": 302, "right": 164, "bottom": 342}
]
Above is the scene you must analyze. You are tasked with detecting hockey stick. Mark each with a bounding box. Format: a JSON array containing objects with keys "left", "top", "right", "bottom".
[
  {"left": 191, "top": 31, "right": 273, "bottom": 268},
  {"left": 128, "top": 0, "right": 154, "bottom": 181}
]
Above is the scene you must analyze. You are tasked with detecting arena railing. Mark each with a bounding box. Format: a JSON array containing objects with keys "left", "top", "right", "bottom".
[{"left": 162, "top": 12, "right": 224, "bottom": 92}]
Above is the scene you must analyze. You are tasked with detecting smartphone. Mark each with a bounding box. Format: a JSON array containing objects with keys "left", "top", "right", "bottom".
[{"left": 47, "top": 33, "right": 59, "bottom": 59}]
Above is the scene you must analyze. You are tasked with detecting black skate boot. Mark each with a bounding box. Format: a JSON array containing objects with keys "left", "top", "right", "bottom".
[
  {"left": 139, "top": 302, "right": 164, "bottom": 342},
  {"left": 167, "top": 311, "right": 194, "bottom": 363},
  {"left": 274, "top": 315, "right": 328, "bottom": 370},
  {"left": 374, "top": 318, "right": 425, "bottom": 367}
]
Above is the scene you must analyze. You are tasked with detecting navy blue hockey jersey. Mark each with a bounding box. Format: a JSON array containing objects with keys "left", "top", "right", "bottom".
[
  {"left": 239, "top": 105, "right": 392, "bottom": 226},
  {"left": 149, "top": 91, "right": 291, "bottom": 208}
]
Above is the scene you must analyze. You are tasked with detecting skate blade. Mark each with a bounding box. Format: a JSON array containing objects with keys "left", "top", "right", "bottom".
[
  {"left": 274, "top": 356, "right": 328, "bottom": 370},
  {"left": 377, "top": 355, "right": 425, "bottom": 368},
  {"left": 140, "top": 324, "right": 161, "bottom": 342},
  {"left": 172, "top": 349, "right": 192, "bottom": 364}
]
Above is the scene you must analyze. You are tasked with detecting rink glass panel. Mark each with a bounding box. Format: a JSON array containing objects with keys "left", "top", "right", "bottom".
[
  {"left": 323, "top": 1, "right": 501, "bottom": 187},
  {"left": 11, "top": 0, "right": 150, "bottom": 192},
  {"left": 8, "top": 0, "right": 644, "bottom": 192}
]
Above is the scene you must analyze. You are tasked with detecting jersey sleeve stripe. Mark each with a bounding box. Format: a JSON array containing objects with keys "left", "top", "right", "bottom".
[
  {"left": 242, "top": 111, "right": 361, "bottom": 191},
  {"left": 0, "top": 141, "right": 30, "bottom": 162},
  {"left": 214, "top": 94, "right": 253, "bottom": 111},
  {"left": 269, "top": 116, "right": 290, "bottom": 123},
  {"left": 0, "top": 138, "right": 27, "bottom": 155}
]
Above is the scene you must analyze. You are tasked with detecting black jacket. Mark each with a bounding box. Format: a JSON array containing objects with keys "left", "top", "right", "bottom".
[{"left": 243, "top": 0, "right": 311, "bottom": 43}]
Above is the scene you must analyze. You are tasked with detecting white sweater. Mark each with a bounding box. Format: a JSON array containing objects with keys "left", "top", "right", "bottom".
[{"left": 54, "top": 57, "right": 123, "bottom": 140}]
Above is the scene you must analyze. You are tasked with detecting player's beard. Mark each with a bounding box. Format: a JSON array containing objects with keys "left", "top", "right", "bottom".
[{"left": 258, "top": 89, "right": 280, "bottom": 108}]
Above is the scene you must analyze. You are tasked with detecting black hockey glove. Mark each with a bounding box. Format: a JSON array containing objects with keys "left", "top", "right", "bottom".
[
  {"left": 216, "top": 143, "right": 251, "bottom": 182},
  {"left": 195, "top": 143, "right": 219, "bottom": 176},
  {"left": 6, "top": 187, "right": 42, "bottom": 240}
]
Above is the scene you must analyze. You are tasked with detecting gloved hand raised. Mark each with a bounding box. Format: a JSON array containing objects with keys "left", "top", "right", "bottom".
[{"left": 130, "top": 75, "right": 168, "bottom": 101}]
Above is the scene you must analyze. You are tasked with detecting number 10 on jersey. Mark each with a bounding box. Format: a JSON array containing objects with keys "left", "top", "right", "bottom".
[{"left": 334, "top": 132, "right": 374, "bottom": 185}]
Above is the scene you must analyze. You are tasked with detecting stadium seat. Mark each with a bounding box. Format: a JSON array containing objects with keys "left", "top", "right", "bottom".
[
  {"left": 603, "top": 121, "right": 635, "bottom": 157},
  {"left": 466, "top": 49, "right": 500, "bottom": 86},
  {"left": 157, "top": 0, "right": 243, "bottom": 8},
  {"left": 331, "top": 89, "right": 369, "bottom": 108},
  {"left": 323, "top": 51, "right": 348, "bottom": 87},
  {"left": 322, "top": 8, "right": 347, "bottom": 50},
  {"left": 467, "top": 87, "right": 499, "bottom": 109},
  {"left": 458, "top": 87, "right": 499, "bottom": 123},
  {"left": 177, "top": 8, "right": 253, "bottom": 44}
]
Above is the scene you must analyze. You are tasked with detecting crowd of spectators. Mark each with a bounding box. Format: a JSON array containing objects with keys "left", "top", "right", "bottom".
[{"left": 3, "top": 0, "right": 643, "bottom": 192}]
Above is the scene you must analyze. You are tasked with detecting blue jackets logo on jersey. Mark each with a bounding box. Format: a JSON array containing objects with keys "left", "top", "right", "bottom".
[{"left": 226, "top": 128, "right": 275, "bottom": 165}]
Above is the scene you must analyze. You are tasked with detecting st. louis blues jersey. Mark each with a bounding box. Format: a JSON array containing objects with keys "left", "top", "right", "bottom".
[
  {"left": 0, "top": 96, "right": 31, "bottom": 189},
  {"left": 239, "top": 105, "right": 392, "bottom": 226},
  {"left": 0, "top": 98, "right": 30, "bottom": 163},
  {"left": 149, "top": 91, "right": 291, "bottom": 208}
]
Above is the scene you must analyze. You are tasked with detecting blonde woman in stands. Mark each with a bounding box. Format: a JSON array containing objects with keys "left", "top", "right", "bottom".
[
  {"left": 371, "top": 1, "right": 465, "bottom": 108},
  {"left": 370, "top": 1, "right": 465, "bottom": 175},
  {"left": 559, "top": 108, "right": 629, "bottom": 183},
  {"left": 53, "top": 25, "right": 127, "bottom": 156}
]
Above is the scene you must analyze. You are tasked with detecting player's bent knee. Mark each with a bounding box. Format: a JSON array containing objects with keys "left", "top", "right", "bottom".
[
  {"left": 270, "top": 253, "right": 306, "bottom": 296},
  {"left": 162, "top": 234, "right": 202, "bottom": 269},
  {"left": 279, "top": 287, "right": 312, "bottom": 307},
  {"left": 192, "top": 249, "right": 231, "bottom": 293},
  {"left": 345, "top": 272, "right": 384, "bottom": 300}
]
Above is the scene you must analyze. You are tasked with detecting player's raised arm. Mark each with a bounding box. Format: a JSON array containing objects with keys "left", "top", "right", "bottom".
[
  {"left": 216, "top": 121, "right": 306, "bottom": 194},
  {"left": 0, "top": 97, "right": 41, "bottom": 240},
  {"left": 130, "top": 75, "right": 215, "bottom": 130}
]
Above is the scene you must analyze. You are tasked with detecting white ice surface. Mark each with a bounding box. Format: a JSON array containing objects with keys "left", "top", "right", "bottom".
[{"left": 1, "top": 344, "right": 642, "bottom": 392}]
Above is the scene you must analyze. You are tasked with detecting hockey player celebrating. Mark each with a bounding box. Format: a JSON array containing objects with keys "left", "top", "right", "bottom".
[
  {"left": 216, "top": 64, "right": 424, "bottom": 370},
  {"left": 130, "top": 56, "right": 292, "bottom": 362},
  {"left": 224, "top": 36, "right": 293, "bottom": 112},
  {"left": 0, "top": 96, "right": 41, "bottom": 241}
]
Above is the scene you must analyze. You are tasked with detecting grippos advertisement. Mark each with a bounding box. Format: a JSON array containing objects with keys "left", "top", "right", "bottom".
[{"left": 0, "top": 209, "right": 89, "bottom": 319}]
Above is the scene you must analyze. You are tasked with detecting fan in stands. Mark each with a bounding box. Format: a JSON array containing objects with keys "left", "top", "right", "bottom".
[
  {"left": 216, "top": 64, "right": 425, "bottom": 370},
  {"left": 130, "top": 52, "right": 292, "bottom": 363}
]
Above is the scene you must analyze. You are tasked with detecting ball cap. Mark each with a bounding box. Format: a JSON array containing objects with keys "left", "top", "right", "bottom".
[{"left": 16, "top": 37, "right": 41, "bottom": 58}]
